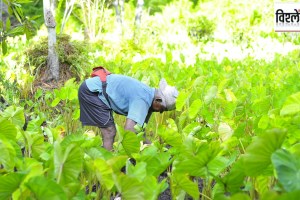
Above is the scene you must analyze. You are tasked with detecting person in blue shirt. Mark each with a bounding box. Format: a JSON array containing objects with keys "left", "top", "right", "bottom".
[{"left": 78, "top": 73, "right": 178, "bottom": 151}]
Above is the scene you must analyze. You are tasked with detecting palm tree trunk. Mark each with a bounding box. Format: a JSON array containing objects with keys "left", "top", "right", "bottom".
[
  {"left": 134, "top": 0, "right": 144, "bottom": 28},
  {"left": 43, "top": 0, "right": 59, "bottom": 82}
]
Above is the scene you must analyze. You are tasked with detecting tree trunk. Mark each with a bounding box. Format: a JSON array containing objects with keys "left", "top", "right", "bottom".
[
  {"left": 133, "top": 0, "right": 144, "bottom": 41},
  {"left": 113, "top": 0, "right": 124, "bottom": 35},
  {"left": 134, "top": 0, "right": 144, "bottom": 28},
  {"left": 43, "top": 0, "right": 59, "bottom": 82},
  {"left": 0, "top": 0, "right": 20, "bottom": 28}
]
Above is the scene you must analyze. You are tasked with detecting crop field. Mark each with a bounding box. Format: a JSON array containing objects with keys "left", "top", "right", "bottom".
[{"left": 0, "top": 0, "right": 300, "bottom": 199}]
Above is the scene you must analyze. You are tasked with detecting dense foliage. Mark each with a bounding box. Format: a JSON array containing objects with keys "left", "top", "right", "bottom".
[{"left": 1, "top": 0, "right": 300, "bottom": 199}]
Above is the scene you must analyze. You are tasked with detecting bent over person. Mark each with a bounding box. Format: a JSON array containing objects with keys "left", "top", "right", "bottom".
[{"left": 78, "top": 67, "right": 179, "bottom": 151}]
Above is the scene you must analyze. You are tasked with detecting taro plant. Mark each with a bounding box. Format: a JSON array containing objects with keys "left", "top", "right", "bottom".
[{"left": 50, "top": 78, "right": 80, "bottom": 135}]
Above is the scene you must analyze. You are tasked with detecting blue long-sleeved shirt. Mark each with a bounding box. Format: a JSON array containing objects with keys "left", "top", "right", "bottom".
[{"left": 85, "top": 74, "right": 155, "bottom": 126}]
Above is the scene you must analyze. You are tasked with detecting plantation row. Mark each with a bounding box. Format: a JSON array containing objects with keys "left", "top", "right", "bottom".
[{"left": 1, "top": 50, "right": 300, "bottom": 199}]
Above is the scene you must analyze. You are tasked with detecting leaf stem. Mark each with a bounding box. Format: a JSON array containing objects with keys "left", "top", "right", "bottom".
[
  {"left": 199, "top": 192, "right": 213, "bottom": 200},
  {"left": 239, "top": 138, "right": 246, "bottom": 154}
]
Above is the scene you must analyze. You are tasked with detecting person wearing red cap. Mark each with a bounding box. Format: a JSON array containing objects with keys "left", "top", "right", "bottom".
[{"left": 78, "top": 73, "right": 178, "bottom": 151}]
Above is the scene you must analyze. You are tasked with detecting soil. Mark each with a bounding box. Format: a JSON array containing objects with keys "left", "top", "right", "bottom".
[
  {"left": 33, "top": 63, "right": 80, "bottom": 91},
  {"left": 158, "top": 186, "right": 172, "bottom": 200},
  {"left": 158, "top": 172, "right": 172, "bottom": 200}
]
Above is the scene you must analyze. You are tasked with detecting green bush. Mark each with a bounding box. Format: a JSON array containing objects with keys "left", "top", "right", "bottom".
[{"left": 188, "top": 15, "right": 215, "bottom": 43}]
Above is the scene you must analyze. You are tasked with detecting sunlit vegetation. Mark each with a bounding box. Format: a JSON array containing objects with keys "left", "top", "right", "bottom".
[{"left": 1, "top": 0, "right": 300, "bottom": 199}]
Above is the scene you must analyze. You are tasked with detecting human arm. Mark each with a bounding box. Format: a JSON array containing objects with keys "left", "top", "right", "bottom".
[
  {"left": 126, "top": 98, "right": 150, "bottom": 132},
  {"left": 124, "top": 118, "right": 151, "bottom": 144},
  {"left": 124, "top": 118, "right": 137, "bottom": 133}
]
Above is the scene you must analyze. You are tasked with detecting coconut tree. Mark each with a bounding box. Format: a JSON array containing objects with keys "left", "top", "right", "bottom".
[{"left": 43, "top": 0, "right": 59, "bottom": 82}]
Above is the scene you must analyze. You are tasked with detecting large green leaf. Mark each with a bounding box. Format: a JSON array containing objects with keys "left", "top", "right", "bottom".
[
  {"left": 252, "top": 97, "right": 270, "bottom": 115},
  {"left": 204, "top": 85, "right": 218, "bottom": 104},
  {"left": 60, "top": 134, "right": 85, "bottom": 148},
  {"left": 277, "top": 190, "right": 300, "bottom": 200},
  {"left": 271, "top": 149, "right": 300, "bottom": 192},
  {"left": 255, "top": 175, "right": 271, "bottom": 197},
  {"left": 280, "top": 92, "right": 300, "bottom": 116},
  {"left": 54, "top": 142, "right": 83, "bottom": 185},
  {"left": 127, "top": 161, "right": 147, "bottom": 181},
  {"left": 121, "top": 130, "right": 140, "bottom": 156},
  {"left": 281, "top": 104, "right": 300, "bottom": 116},
  {"left": 223, "top": 101, "right": 237, "bottom": 119},
  {"left": 54, "top": 79, "right": 78, "bottom": 101},
  {"left": 221, "top": 158, "right": 246, "bottom": 194},
  {"left": 176, "top": 91, "right": 188, "bottom": 112},
  {"left": 166, "top": 118, "right": 178, "bottom": 132},
  {"left": 86, "top": 147, "right": 113, "bottom": 160},
  {"left": 242, "top": 129, "right": 286, "bottom": 176},
  {"left": 24, "top": 131, "right": 45, "bottom": 159},
  {"left": 2, "top": 40, "right": 7, "bottom": 55},
  {"left": 62, "top": 182, "right": 82, "bottom": 200},
  {"left": 157, "top": 126, "right": 182, "bottom": 148},
  {"left": 224, "top": 89, "right": 237, "bottom": 102},
  {"left": 207, "top": 156, "right": 230, "bottom": 176},
  {"left": 20, "top": 158, "right": 44, "bottom": 182},
  {"left": 188, "top": 99, "right": 202, "bottom": 119},
  {"left": 115, "top": 174, "right": 144, "bottom": 200},
  {"left": 25, "top": 176, "right": 67, "bottom": 200},
  {"left": 0, "top": 118, "right": 17, "bottom": 140},
  {"left": 1, "top": 106, "right": 25, "bottom": 128},
  {"left": 139, "top": 145, "right": 165, "bottom": 174},
  {"left": 182, "top": 122, "right": 201, "bottom": 136},
  {"left": 0, "top": 173, "right": 26, "bottom": 200},
  {"left": 290, "top": 143, "right": 300, "bottom": 156},
  {"left": 218, "top": 122, "right": 233, "bottom": 141},
  {"left": 260, "top": 190, "right": 300, "bottom": 200},
  {"left": 26, "top": 117, "right": 45, "bottom": 132},
  {"left": 171, "top": 172, "right": 199, "bottom": 199},
  {"left": 143, "top": 151, "right": 172, "bottom": 177},
  {"left": 107, "top": 155, "right": 128, "bottom": 173},
  {"left": 0, "top": 139, "right": 17, "bottom": 171},
  {"left": 180, "top": 136, "right": 205, "bottom": 157},
  {"left": 230, "top": 193, "right": 251, "bottom": 200},
  {"left": 94, "top": 158, "right": 114, "bottom": 190},
  {"left": 51, "top": 97, "right": 61, "bottom": 107},
  {"left": 143, "top": 176, "right": 168, "bottom": 200},
  {"left": 173, "top": 141, "right": 222, "bottom": 177},
  {"left": 258, "top": 115, "right": 269, "bottom": 130}
]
